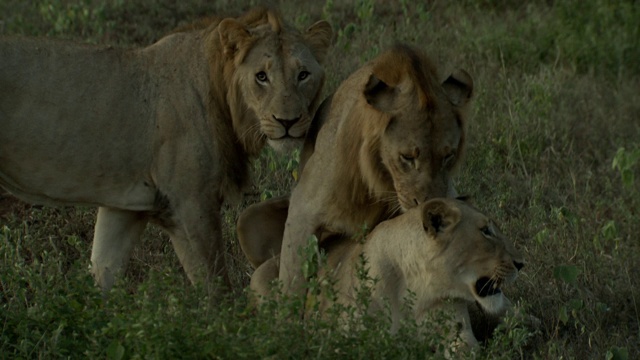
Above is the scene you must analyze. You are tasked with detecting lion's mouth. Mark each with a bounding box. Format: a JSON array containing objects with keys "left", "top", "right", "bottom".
[
  {"left": 475, "top": 277, "right": 502, "bottom": 297},
  {"left": 273, "top": 133, "right": 305, "bottom": 140}
]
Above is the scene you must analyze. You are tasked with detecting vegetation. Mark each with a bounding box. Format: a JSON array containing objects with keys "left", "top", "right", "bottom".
[{"left": 1, "top": 0, "right": 638, "bottom": 358}]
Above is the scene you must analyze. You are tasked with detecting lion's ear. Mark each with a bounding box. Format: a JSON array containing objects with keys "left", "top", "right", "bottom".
[
  {"left": 218, "top": 18, "right": 252, "bottom": 58},
  {"left": 422, "top": 199, "right": 461, "bottom": 238},
  {"left": 442, "top": 69, "right": 473, "bottom": 107},
  {"left": 304, "top": 20, "right": 333, "bottom": 63},
  {"left": 364, "top": 74, "right": 397, "bottom": 113}
]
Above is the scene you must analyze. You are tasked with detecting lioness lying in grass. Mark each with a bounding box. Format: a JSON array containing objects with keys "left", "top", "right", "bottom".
[{"left": 249, "top": 197, "right": 524, "bottom": 350}]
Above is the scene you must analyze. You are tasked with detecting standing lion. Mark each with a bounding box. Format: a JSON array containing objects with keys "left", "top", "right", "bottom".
[{"left": 0, "top": 7, "right": 332, "bottom": 293}]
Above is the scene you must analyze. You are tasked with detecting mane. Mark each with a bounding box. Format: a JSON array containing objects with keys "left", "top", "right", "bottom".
[
  {"left": 192, "top": 7, "right": 284, "bottom": 200},
  {"left": 220, "top": 6, "right": 288, "bottom": 155},
  {"left": 169, "top": 17, "right": 223, "bottom": 34},
  {"left": 335, "top": 45, "right": 445, "bottom": 216}
]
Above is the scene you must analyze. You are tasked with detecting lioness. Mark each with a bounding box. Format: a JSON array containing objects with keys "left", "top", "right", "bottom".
[
  {"left": 0, "top": 7, "right": 332, "bottom": 292},
  {"left": 237, "top": 44, "right": 474, "bottom": 294},
  {"left": 250, "top": 198, "right": 525, "bottom": 350}
]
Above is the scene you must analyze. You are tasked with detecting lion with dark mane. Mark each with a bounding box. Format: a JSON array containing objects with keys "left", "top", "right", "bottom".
[
  {"left": 0, "top": 7, "right": 332, "bottom": 292},
  {"left": 237, "top": 44, "right": 474, "bottom": 294}
]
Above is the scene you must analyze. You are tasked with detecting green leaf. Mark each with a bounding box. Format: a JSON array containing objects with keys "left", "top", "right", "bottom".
[
  {"left": 558, "top": 305, "right": 568, "bottom": 325},
  {"left": 621, "top": 169, "right": 634, "bottom": 189},
  {"left": 601, "top": 220, "right": 618, "bottom": 241},
  {"left": 260, "top": 190, "right": 273, "bottom": 201},
  {"left": 595, "top": 302, "right": 610, "bottom": 313},
  {"left": 606, "top": 346, "right": 629, "bottom": 360},
  {"left": 568, "top": 298, "right": 583, "bottom": 311},
  {"left": 553, "top": 265, "right": 580, "bottom": 285},
  {"left": 534, "top": 229, "right": 549, "bottom": 245},
  {"left": 106, "top": 341, "right": 125, "bottom": 360},
  {"left": 611, "top": 147, "right": 625, "bottom": 170}
]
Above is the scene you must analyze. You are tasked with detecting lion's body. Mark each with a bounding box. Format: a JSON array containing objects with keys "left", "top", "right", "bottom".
[
  {"left": 0, "top": 35, "right": 211, "bottom": 209},
  {"left": 0, "top": 7, "right": 332, "bottom": 292},
  {"left": 238, "top": 44, "right": 474, "bottom": 291},
  {"left": 250, "top": 198, "right": 524, "bottom": 349}
]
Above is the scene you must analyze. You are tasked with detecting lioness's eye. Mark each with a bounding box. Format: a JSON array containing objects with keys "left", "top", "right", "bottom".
[
  {"left": 298, "top": 71, "right": 310, "bottom": 81},
  {"left": 256, "top": 71, "right": 269, "bottom": 83},
  {"left": 481, "top": 226, "right": 492, "bottom": 237}
]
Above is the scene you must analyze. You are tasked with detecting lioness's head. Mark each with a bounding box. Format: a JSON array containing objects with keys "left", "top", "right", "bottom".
[
  {"left": 218, "top": 8, "right": 332, "bottom": 153},
  {"left": 360, "top": 45, "right": 473, "bottom": 212},
  {"left": 418, "top": 198, "right": 524, "bottom": 315}
]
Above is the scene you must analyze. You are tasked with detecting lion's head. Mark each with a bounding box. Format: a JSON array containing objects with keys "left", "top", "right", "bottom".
[
  {"left": 339, "top": 45, "right": 473, "bottom": 214},
  {"left": 408, "top": 198, "right": 524, "bottom": 315},
  {"left": 216, "top": 8, "right": 333, "bottom": 154}
]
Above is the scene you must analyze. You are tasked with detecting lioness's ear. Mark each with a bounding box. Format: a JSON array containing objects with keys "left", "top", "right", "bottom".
[
  {"left": 218, "top": 18, "right": 252, "bottom": 58},
  {"left": 304, "top": 20, "right": 333, "bottom": 63},
  {"left": 442, "top": 69, "right": 473, "bottom": 107},
  {"left": 422, "top": 199, "right": 461, "bottom": 237},
  {"left": 364, "top": 74, "right": 397, "bottom": 113}
]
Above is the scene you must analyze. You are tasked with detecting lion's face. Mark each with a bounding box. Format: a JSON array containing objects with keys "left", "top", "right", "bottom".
[
  {"left": 420, "top": 198, "right": 524, "bottom": 315},
  {"left": 219, "top": 17, "right": 332, "bottom": 153},
  {"left": 363, "top": 60, "right": 473, "bottom": 212},
  {"left": 379, "top": 101, "right": 463, "bottom": 212},
  {"left": 238, "top": 35, "right": 325, "bottom": 153}
]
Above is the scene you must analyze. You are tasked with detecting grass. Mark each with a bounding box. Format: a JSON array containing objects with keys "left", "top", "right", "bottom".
[{"left": 1, "top": 0, "right": 639, "bottom": 358}]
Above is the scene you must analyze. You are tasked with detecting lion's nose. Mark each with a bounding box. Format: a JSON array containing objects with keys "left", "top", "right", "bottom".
[
  {"left": 273, "top": 115, "right": 300, "bottom": 131},
  {"left": 514, "top": 261, "right": 524, "bottom": 271}
]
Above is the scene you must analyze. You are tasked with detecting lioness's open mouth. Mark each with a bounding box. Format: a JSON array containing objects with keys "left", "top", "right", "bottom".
[{"left": 475, "top": 277, "right": 502, "bottom": 297}]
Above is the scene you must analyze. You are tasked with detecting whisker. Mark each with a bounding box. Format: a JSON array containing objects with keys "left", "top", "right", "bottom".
[
  {"left": 240, "top": 122, "right": 264, "bottom": 143},
  {"left": 388, "top": 202, "right": 403, "bottom": 217},
  {"left": 372, "top": 195, "right": 397, "bottom": 205}
]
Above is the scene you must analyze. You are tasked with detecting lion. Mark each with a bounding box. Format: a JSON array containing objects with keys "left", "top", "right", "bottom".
[
  {"left": 237, "top": 44, "right": 474, "bottom": 294},
  {"left": 0, "top": 7, "right": 332, "bottom": 293},
  {"left": 250, "top": 198, "right": 525, "bottom": 350}
]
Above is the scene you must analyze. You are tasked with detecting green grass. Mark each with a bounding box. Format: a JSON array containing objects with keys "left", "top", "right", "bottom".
[{"left": 1, "top": 0, "right": 639, "bottom": 358}]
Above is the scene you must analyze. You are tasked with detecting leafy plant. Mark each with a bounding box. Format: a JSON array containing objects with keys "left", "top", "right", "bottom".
[
  {"left": 38, "top": 0, "right": 112, "bottom": 40},
  {"left": 612, "top": 147, "right": 640, "bottom": 190}
]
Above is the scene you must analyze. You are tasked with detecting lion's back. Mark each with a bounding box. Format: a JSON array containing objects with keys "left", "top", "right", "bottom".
[{"left": 0, "top": 37, "right": 160, "bottom": 207}]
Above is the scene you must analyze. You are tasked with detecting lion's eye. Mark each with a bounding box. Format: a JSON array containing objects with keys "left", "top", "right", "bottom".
[
  {"left": 298, "top": 71, "right": 310, "bottom": 81},
  {"left": 400, "top": 154, "right": 415, "bottom": 163},
  {"left": 443, "top": 152, "right": 456, "bottom": 167},
  {"left": 256, "top": 71, "right": 269, "bottom": 83},
  {"left": 481, "top": 226, "right": 492, "bottom": 237}
]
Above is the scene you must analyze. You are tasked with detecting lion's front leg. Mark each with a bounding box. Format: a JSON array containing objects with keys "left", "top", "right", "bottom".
[
  {"left": 279, "top": 206, "right": 319, "bottom": 297},
  {"left": 91, "top": 207, "right": 148, "bottom": 293},
  {"left": 166, "top": 200, "right": 231, "bottom": 293},
  {"left": 439, "top": 300, "right": 479, "bottom": 359}
]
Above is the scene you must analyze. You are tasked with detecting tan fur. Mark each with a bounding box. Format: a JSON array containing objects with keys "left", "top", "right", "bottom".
[
  {"left": 251, "top": 198, "right": 524, "bottom": 351},
  {"left": 0, "top": 7, "right": 332, "bottom": 293},
  {"left": 240, "top": 44, "right": 474, "bottom": 294}
]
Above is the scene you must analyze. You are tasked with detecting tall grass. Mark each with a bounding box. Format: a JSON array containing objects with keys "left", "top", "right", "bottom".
[{"left": 1, "top": 0, "right": 638, "bottom": 358}]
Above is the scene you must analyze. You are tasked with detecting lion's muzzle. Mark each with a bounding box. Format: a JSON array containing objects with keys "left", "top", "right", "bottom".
[{"left": 273, "top": 115, "right": 303, "bottom": 138}]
